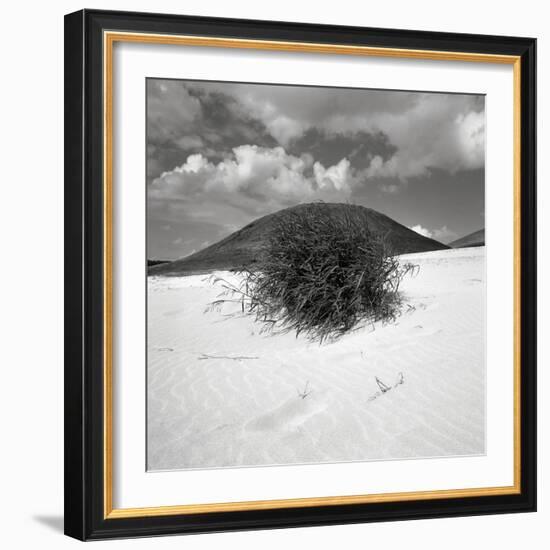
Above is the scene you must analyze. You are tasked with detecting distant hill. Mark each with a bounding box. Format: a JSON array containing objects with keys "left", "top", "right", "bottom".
[
  {"left": 449, "top": 229, "right": 485, "bottom": 249},
  {"left": 147, "top": 259, "right": 170, "bottom": 268},
  {"left": 150, "top": 203, "right": 449, "bottom": 276}
]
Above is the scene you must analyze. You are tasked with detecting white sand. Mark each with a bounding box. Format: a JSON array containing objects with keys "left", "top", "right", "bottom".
[{"left": 147, "top": 247, "right": 486, "bottom": 471}]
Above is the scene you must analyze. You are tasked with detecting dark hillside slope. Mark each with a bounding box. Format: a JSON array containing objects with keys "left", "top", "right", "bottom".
[
  {"left": 151, "top": 203, "right": 449, "bottom": 275},
  {"left": 450, "top": 229, "right": 485, "bottom": 248}
]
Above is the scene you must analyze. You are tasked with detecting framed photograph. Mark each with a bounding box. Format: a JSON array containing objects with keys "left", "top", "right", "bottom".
[{"left": 64, "top": 9, "right": 536, "bottom": 541}]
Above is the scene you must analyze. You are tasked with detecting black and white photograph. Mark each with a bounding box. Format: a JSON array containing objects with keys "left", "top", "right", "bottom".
[
  {"left": 1, "top": 0, "right": 543, "bottom": 545},
  {"left": 146, "top": 79, "right": 486, "bottom": 471}
]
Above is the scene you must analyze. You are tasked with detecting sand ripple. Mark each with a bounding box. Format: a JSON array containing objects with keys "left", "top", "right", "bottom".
[{"left": 147, "top": 247, "right": 486, "bottom": 470}]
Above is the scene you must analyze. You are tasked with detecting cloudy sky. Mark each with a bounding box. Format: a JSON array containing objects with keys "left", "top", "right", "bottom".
[{"left": 147, "top": 79, "right": 485, "bottom": 260}]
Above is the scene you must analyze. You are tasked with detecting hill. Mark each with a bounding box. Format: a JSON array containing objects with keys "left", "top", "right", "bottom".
[
  {"left": 147, "top": 259, "right": 170, "bottom": 268},
  {"left": 449, "top": 229, "right": 485, "bottom": 249},
  {"left": 150, "top": 203, "right": 449, "bottom": 276}
]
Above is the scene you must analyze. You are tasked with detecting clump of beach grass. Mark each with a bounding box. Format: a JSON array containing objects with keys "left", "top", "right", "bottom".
[{"left": 212, "top": 203, "right": 417, "bottom": 342}]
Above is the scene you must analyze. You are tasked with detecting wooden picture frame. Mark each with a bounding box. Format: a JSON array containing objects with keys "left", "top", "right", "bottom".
[{"left": 64, "top": 9, "right": 536, "bottom": 541}]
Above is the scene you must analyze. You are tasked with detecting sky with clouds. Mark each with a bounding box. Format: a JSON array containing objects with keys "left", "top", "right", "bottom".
[{"left": 147, "top": 79, "right": 485, "bottom": 260}]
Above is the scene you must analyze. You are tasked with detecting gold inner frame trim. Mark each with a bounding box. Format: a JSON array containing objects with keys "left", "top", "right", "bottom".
[{"left": 103, "top": 30, "right": 522, "bottom": 520}]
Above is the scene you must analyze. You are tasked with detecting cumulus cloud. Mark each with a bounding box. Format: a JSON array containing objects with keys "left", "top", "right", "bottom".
[
  {"left": 189, "top": 82, "right": 485, "bottom": 182},
  {"left": 408, "top": 224, "right": 457, "bottom": 244},
  {"left": 146, "top": 80, "right": 277, "bottom": 183},
  {"left": 361, "top": 97, "right": 485, "bottom": 181},
  {"left": 261, "top": 114, "right": 306, "bottom": 146},
  {"left": 148, "top": 79, "right": 485, "bottom": 189},
  {"left": 409, "top": 225, "right": 433, "bottom": 238},
  {"left": 149, "top": 145, "right": 356, "bottom": 225}
]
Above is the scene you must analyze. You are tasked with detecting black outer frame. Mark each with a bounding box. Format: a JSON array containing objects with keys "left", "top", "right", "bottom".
[{"left": 64, "top": 9, "right": 537, "bottom": 541}]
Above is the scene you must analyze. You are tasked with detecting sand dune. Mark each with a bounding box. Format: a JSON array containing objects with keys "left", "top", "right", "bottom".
[{"left": 147, "top": 247, "right": 486, "bottom": 471}]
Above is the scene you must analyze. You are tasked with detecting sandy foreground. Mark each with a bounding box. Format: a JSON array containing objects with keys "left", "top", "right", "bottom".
[{"left": 147, "top": 247, "right": 485, "bottom": 471}]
